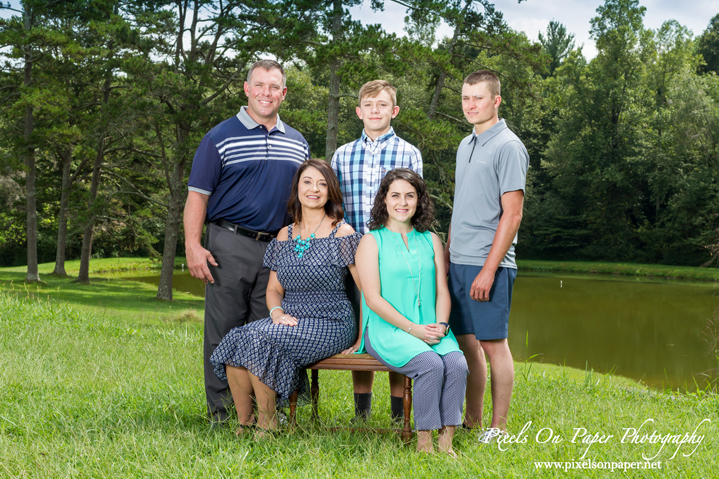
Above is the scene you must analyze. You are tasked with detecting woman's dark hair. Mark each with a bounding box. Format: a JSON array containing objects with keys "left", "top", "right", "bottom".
[
  {"left": 367, "top": 168, "right": 434, "bottom": 232},
  {"left": 287, "top": 159, "right": 344, "bottom": 226}
]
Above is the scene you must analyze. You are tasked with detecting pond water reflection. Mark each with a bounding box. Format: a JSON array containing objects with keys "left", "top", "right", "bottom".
[
  {"left": 510, "top": 274, "right": 717, "bottom": 391},
  {"left": 125, "top": 270, "right": 719, "bottom": 390}
]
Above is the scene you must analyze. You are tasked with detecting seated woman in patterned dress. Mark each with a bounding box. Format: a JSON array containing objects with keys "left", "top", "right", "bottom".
[
  {"left": 210, "top": 159, "right": 362, "bottom": 436},
  {"left": 355, "top": 169, "right": 468, "bottom": 455}
]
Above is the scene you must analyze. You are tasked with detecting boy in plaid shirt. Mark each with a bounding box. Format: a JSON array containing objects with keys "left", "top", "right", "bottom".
[{"left": 331, "top": 80, "right": 422, "bottom": 421}]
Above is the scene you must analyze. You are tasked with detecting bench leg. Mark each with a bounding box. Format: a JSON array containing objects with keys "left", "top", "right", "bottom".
[
  {"left": 402, "top": 376, "right": 412, "bottom": 444},
  {"left": 289, "top": 390, "right": 298, "bottom": 427},
  {"left": 311, "top": 369, "right": 319, "bottom": 421}
]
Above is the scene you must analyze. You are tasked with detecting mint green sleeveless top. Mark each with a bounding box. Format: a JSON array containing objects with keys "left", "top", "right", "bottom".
[{"left": 357, "top": 227, "right": 461, "bottom": 367}]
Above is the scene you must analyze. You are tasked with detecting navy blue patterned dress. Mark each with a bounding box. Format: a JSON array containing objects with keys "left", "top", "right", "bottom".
[{"left": 210, "top": 221, "right": 361, "bottom": 408}]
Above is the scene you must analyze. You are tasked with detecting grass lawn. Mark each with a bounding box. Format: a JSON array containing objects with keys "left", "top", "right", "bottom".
[
  {"left": 517, "top": 259, "right": 719, "bottom": 282},
  {"left": 1, "top": 259, "right": 718, "bottom": 477},
  {"left": 3, "top": 257, "right": 181, "bottom": 276},
  {"left": 0, "top": 258, "right": 201, "bottom": 324}
]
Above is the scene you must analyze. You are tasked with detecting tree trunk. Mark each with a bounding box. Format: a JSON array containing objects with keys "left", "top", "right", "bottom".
[
  {"left": 427, "top": 1, "right": 468, "bottom": 120},
  {"left": 155, "top": 106, "right": 191, "bottom": 300},
  {"left": 427, "top": 70, "right": 447, "bottom": 120},
  {"left": 23, "top": 8, "right": 39, "bottom": 282},
  {"left": 25, "top": 104, "right": 39, "bottom": 282},
  {"left": 156, "top": 161, "right": 185, "bottom": 300},
  {"left": 77, "top": 146, "right": 104, "bottom": 283},
  {"left": 53, "top": 149, "right": 72, "bottom": 276},
  {"left": 324, "top": 0, "right": 342, "bottom": 160},
  {"left": 78, "top": 75, "right": 112, "bottom": 283}
]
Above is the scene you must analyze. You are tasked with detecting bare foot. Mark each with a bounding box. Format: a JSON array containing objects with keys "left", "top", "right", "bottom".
[
  {"left": 417, "top": 430, "right": 434, "bottom": 453},
  {"left": 441, "top": 448, "right": 458, "bottom": 458},
  {"left": 462, "top": 413, "right": 482, "bottom": 430},
  {"left": 438, "top": 426, "right": 457, "bottom": 457},
  {"left": 235, "top": 424, "right": 254, "bottom": 436},
  {"left": 235, "top": 413, "right": 256, "bottom": 436},
  {"left": 253, "top": 428, "right": 277, "bottom": 440}
]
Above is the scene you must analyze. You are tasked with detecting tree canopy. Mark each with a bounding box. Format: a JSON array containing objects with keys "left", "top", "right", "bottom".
[
  {"left": 538, "top": 20, "right": 575, "bottom": 75},
  {"left": 1, "top": 0, "right": 717, "bottom": 296},
  {"left": 697, "top": 13, "right": 719, "bottom": 74}
]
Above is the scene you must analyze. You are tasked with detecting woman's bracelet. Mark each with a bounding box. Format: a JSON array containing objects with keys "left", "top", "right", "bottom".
[
  {"left": 269, "top": 306, "right": 284, "bottom": 319},
  {"left": 406, "top": 323, "right": 412, "bottom": 334}
]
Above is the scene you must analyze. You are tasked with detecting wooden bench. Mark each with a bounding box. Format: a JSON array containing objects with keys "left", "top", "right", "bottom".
[{"left": 288, "top": 353, "right": 414, "bottom": 444}]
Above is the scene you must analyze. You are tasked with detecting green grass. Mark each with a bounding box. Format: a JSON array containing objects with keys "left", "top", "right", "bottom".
[
  {"left": 0, "top": 259, "right": 202, "bottom": 324},
  {"left": 1, "top": 260, "right": 718, "bottom": 477},
  {"left": 3, "top": 257, "right": 185, "bottom": 276},
  {"left": 517, "top": 259, "right": 719, "bottom": 282}
]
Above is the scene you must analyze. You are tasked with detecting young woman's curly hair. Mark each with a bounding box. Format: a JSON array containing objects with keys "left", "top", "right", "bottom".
[{"left": 367, "top": 169, "right": 434, "bottom": 232}]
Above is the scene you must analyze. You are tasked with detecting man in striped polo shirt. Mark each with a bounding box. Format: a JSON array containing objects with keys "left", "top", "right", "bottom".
[
  {"left": 331, "top": 80, "right": 422, "bottom": 422},
  {"left": 184, "top": 59, "right": 310, "bottom": 427}
]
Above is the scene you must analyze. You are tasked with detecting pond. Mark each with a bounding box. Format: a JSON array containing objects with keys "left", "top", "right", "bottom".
[
  {"left": 124, "top": 270, "right": 719, "bottom": 391},
  {"left": 510, "top": 274, "right": 717, "bottom": 391}
]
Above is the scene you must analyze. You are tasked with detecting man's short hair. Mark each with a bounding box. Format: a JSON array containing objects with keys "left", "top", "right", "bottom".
[
  {"left": 247, "top": 59, "right": 286, "bottom": 88},
  {"left": 358, "top": 80, "right": 397, "bottom": 108},
  {"left": 463, "top": 70, "right": 501, "bottom": 97}
]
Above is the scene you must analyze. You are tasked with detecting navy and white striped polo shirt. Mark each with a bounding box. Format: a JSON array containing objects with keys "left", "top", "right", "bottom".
[{"left": 188, "top": 106, "right": 310, "bottom": 232}]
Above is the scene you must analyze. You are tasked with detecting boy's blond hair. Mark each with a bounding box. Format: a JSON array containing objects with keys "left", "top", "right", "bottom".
[{"left": 358, "top": 80, "right": 397, "bottom": 108}]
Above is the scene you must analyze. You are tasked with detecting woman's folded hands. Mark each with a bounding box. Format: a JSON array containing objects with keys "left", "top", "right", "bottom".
[{"left": 413, "top": 323, "right": 445, "bottom": 345}]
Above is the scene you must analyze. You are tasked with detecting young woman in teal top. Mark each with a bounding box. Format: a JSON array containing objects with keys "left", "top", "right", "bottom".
[{"left": 355, "top": 169, "right": 468, "bottom": 456}]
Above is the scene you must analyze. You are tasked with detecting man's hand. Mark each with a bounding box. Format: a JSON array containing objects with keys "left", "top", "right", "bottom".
[
  {"left": 470, "top": 267, "right": 495, "bottom": 302},
  {"left": 183, "top": 191, "right": 214, "bottom": 283},
  {"left": 186, "top": 242, "right": 217, "bottom": 284}
]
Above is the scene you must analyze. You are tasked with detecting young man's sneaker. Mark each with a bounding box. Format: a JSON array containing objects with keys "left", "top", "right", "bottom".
[{"left": 478, "top": 427, "right": 507, "bottom": 444}]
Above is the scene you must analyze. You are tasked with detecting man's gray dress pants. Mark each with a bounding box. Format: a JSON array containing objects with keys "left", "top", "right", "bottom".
[{"left": 203, "top": 223, "right": 271, "bottom": 418}]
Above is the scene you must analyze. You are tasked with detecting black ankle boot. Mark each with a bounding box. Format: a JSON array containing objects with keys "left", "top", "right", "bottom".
[{"left": 353, "top": 392, "right": 372, "bottom": 420}]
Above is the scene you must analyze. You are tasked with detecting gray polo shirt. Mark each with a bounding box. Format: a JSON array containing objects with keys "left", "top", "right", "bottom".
[{"left": 449, "top": 119, "right": 529, "bottom": 269}]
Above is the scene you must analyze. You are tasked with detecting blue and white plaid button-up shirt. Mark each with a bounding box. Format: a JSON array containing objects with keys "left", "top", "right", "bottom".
[{"left": 331, "top": 128, "right": 422, "bottom": 234}]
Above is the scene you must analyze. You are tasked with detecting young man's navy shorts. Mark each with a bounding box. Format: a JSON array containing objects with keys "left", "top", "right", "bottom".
[{"left": 448, "top": 263, "right": 517, "bottom": 340}]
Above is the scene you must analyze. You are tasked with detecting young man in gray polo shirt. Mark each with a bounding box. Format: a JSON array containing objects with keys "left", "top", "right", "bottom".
[{"left": 444, "top": 70, "right": 528, "bottom": 441}]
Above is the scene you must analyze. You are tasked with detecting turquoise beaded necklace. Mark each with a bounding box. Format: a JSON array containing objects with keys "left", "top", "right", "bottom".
[{"left": 294, "top": 213, "right": 326, "bottom": 258}]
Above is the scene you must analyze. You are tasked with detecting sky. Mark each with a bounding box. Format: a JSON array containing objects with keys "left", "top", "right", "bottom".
[{"left": 350, "top": 0, "right": 719, "bottom": 59}]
